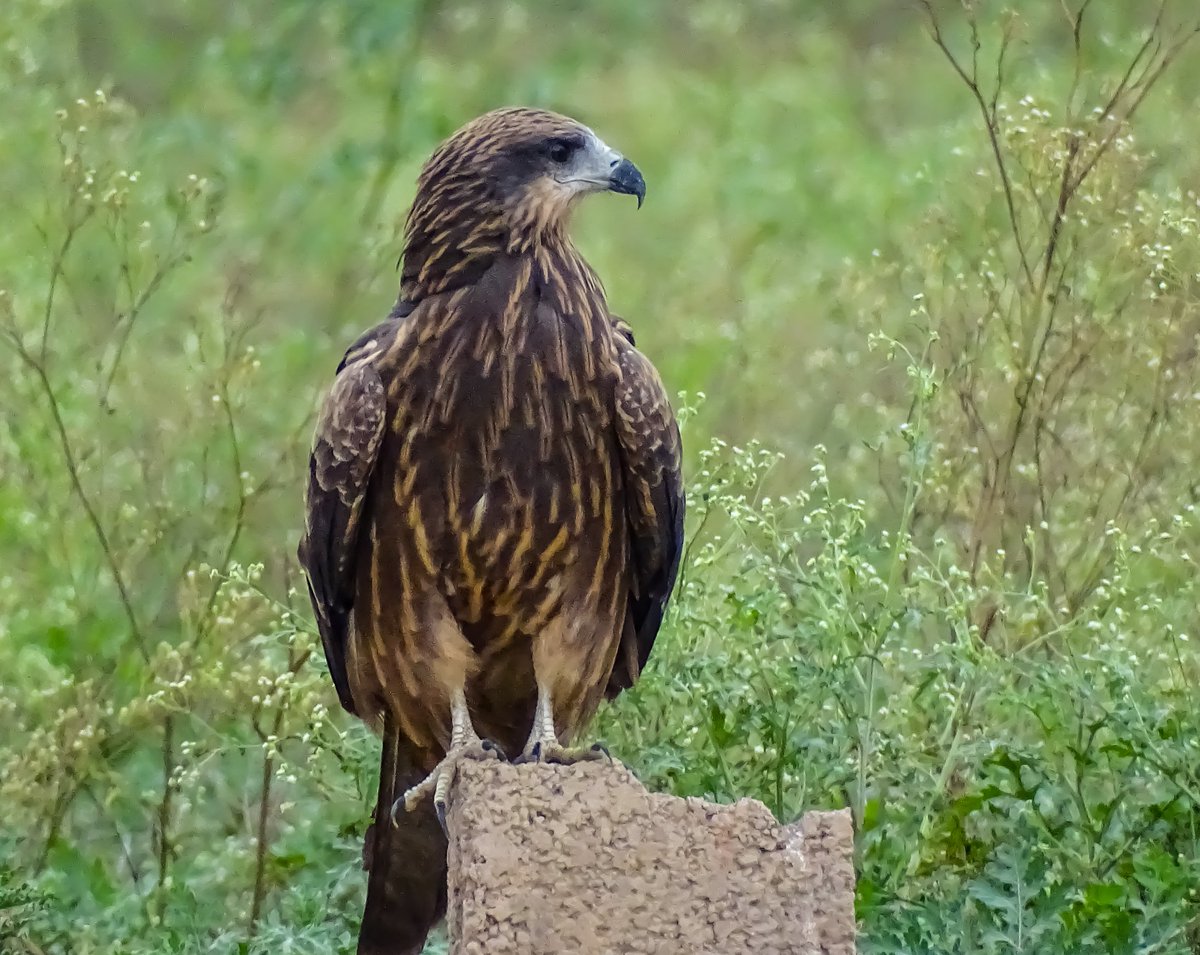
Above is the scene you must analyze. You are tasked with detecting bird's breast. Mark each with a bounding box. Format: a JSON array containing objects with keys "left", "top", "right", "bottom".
[{"left": 377, "top": 269, "right": 624, "bottom": 648}]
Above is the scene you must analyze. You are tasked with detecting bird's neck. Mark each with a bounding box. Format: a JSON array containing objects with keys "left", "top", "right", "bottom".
[
  {"left": 528, "top": 234, "right": 609, "bottom": 323},
  {"left": 399, "top": 211, "right": 505, "bottom": 303},
  {"left": 398, "top": 214, "right": 590, "bottom": 306}
]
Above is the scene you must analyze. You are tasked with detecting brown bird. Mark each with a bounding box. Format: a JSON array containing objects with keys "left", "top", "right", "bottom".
[{"left": 298, "top": 107, "right": 683, "bottom": 954}]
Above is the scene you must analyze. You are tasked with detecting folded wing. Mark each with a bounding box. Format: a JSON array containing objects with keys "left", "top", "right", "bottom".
[
  {"left": 297, "top": 326, "right": 392, "bottom": 716},
  {"left": 607, "top": 317, "right": 685, "bottom": 696}
]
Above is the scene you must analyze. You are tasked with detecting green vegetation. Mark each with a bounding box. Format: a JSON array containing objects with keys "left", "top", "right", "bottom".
[{"left": 3, "top": 1, "right": 1200, "bottom": 952}]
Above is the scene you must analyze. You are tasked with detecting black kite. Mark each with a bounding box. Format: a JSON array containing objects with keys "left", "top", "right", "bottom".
[{"left": 298, "top": 107, "right": 684, "bottom": 954}]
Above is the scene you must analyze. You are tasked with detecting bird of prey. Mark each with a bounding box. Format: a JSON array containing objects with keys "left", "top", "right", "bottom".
[{"left": 298, "top": 107, "right": 684, "bottom": 954}]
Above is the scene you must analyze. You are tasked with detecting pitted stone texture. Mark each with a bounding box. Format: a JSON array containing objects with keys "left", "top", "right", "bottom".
[{"left": 445, "top": 760, "right": 855, "bottom": 955}]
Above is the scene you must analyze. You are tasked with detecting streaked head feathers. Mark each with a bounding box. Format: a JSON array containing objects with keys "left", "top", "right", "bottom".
[{"left": 401, "top": 108, "right": 644, "bottom": 299}]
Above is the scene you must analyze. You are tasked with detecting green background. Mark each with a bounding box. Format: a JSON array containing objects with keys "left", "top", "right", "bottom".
[{"left": 2, "top": 2, "right": 1199, "bottom": 952}]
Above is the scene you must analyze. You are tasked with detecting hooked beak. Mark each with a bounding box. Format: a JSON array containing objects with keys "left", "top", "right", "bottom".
[{"left": 608, "top": 157, "right": 646, "bottom": 208}]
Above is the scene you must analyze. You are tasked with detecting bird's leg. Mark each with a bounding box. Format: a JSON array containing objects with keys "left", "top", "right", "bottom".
[
  {"left": 394, "top": 687, "right": 501, "bottom": 832},
  {"left": 517, "top": 680, "right": 610, "bottom": 765}
]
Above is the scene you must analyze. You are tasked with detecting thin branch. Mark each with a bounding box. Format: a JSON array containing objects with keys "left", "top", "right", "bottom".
[
  {"left": 247, "top": 721, "right": 277, "bottom": 938},
  {"left": 35, "top": 217, "right": 88, "bottom": 364},
  {"left": 3, "top": 330, "right": 149, "bottom": 662},
  {"left": 153, "top": 714, "right": 176, "bottom": 915},
  {"left": 1067, "top": 23, "right": 1200, "bottom": 196},
  {"left": 1039, "top": 134, "right": 1080, "bottom": 293},
  {"left": 198, "top": 364, "right": 249, "bottom": 633},
  {"left": 98, "top": 227, "right": 188, "bottom": 407},
  {"left": 1062, "top": 0, "right": 1094, "bottom": 121},
  {"left": 357, "top": 0, "right": 440, "bottom": 229},
  {"left": 246, "top": 642, "right": 312, "bottom": 938},
  {"left": 918, "top": 0, "right": 1035, "bottom": 288},
  {"left": 81, "top": 783, "right": 142, "bottom": 888},
  {"left": 1096, "top": 3, "right": 1166, "bottom": 122}
]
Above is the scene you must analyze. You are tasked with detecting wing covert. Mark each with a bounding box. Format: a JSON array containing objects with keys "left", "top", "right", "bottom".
[
  {"left": 298, "top": 330, "right": 390, "bottom": 715},
  {"left": 607, "top": 318, "right": 685, "bottom": 696}
]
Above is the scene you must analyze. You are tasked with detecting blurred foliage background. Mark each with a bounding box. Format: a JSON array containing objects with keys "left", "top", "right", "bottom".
[{"left": 3, "top": 1, "right": 1200, "bottom": 952}]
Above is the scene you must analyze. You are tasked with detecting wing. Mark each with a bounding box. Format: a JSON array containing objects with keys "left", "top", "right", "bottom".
[
  {"left": 297, "top": 321, "right": 394, "bottom": 716},
  {"left": 606, "top": 316, "right": 685, "bottom": 696}
]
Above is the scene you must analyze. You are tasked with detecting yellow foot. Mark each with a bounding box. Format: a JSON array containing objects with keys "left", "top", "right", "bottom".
[
  {"left": 515, "top": 739, "right": 611, "bottom": 766},
  {"left": 391, "top": 738, "right": 503, "bottom": 833}
]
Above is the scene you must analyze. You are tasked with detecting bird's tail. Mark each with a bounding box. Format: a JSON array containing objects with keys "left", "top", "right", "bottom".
[{"left": 358, "top": 715, "right": 448, "bottom": 955}]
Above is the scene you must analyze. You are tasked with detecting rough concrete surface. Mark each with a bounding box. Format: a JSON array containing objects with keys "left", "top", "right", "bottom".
[{"left": 445, "top": 759, "right": 856, "bottom": 954}]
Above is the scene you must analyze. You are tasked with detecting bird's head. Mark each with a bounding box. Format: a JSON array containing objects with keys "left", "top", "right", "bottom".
[{"left": 401, "top": 108, "right": 644, "bottom": 295}]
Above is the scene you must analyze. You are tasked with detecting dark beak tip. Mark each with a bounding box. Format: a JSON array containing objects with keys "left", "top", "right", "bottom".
[{"left": 609, "top": 158, "right": 646, "bottom": 208}]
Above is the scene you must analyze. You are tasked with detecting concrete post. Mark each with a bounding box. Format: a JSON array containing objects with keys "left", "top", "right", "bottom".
[{"left": 445, "top": 759, "right": 856, "bottom": 954}]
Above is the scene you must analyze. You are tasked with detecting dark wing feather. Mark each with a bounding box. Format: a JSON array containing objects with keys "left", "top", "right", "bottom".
[
  {"left": 297, "top": 323, "right": 393, "bottom": 715},
  {"left": 607, "top": 317, "right": 685, "bottom": 696}
]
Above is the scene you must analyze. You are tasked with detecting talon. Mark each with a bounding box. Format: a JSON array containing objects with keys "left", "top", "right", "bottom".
[
  {"left": 511, "top": 740, "right": 542, "bottom": 765},
  {"left": 518, "top": 682, "right": 613, "bottom": 765},
  {"left": 394, "top": 688, "right": 504, "bottom": 825},
  {"left": 479, "top": 738, "right": 507, "bottom": 759},
  {"left": 400, "top": 736, "right": 501, "bottom": 827},
  {"left": 520, "top": 739, "right": 612, "bottom": 766}
]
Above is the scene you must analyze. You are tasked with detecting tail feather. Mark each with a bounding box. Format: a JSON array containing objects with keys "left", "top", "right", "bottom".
[{"left": 358, "top": 718, "right": 448, "bottom": 955}]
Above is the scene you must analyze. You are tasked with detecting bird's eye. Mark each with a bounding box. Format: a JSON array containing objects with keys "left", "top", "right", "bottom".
[{"left": 546, "top": 139, "right": 574, "bottom": 164}]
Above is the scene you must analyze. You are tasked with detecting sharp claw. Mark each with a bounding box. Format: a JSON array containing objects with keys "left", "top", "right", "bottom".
[
  {"left": 399, "top": 737, "right": 502, "bottom": 825},
  {"left": 516, "top": 739, "right": 613, "bottom": 765},
  {"left": 479, "top": 738, "right": 508, "bottom": 760}
]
